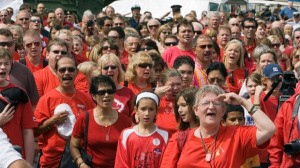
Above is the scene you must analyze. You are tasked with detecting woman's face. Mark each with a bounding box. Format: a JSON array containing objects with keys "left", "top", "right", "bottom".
[
  {"left": 194, "top": 92, "right": 224, "bottom": 126},
  {"left": 72, "top": 40, "right": 83, "bottom": 55},
  {"left": 17, "top": 47, "right": 27, "bottom": 58},
  {"left": 101, "top": 41, "right": 118, "bottom": 55},
  {"left": 284, "top": 26, "right": 293, "bottom": 36},
  {"left": 51, "top": 29, "right": 58, "bottom": 39},
  {"left": 140, "top": 25, "right": 149, "bottom": 37},
  {"left": 101, "top": 61, "right": 119, "bottom": 83},
  {"left": 246, "top": 78, "right": 257, "bottom": 96},
  {"left": 211, "top": 49, "right": 219, "bottom": 61},
  {"left": 159, "top": 29, "right": 171, "bottom": 42},
  {"left": 255, "top": 25, "right": 265, "bottom": 39},
  {"left": 136, "top": 98, "right": 157, "bottom": 126},
  {"left": 177, "top": 64, "right": 193, "bottom": 89},
  {"left": 177, "top": 96, "right": 193, "bottom": 123},
  {"left": 135, "top": 61, "right": 153, "bottom": 81},
  {"left": 225, "top": 43, "right": 240, "bottom": 65},
  {"left": 258, "top": 53, "right": 275, "bottom": 72},
  {"left": 164, "top": 37, "right": 178, "bottom": 48},
  {"left": 271, "top": 39, "right": 281, "bottom": 53},
  {"left": 207, "top": 70, "right": 225, "bottom": 88},
  {"left": 93, "top": 84, "right": 115, "bottom": 108},
  {"left": 164, "top": 76, "right": 182, "bottom": 98},
  {"left": 292, "top": 50, "right": 300, "bottom": 66}
]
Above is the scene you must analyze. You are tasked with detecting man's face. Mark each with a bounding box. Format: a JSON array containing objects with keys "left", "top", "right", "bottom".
[
  {"left": 231, "top": 26, "right": 241, "bottom": 39},
  {"left": 102, "top": 19, "right": 113, "bottom": 35},
  {"left": 65, "top": 14, "right": 75, "bottom": 23},
  {"left": 209, "top": 16, "right": 220, "bottom": 29},
  {"left": 242, "top": 21, "right": 256, "bottom": 39},
  {"left": 57, "top": 33, "right": 73, "bottom": 53},
  {"left": 132, "top": 9, "right": 140, "bottom": 18},
  {"left": 29, "top": 16, "right": 42, "bottom": 31},
  {"left": 16, "top": 11, "right": 30, "bottom": 30},
  {"left": 105, "top": 7, "right": 115, "bottom": 17},
  {"left": 177, "top": 25, "right": 194, "bottom": 45},
  {"left": 124, "top": 36, "right": 140, "bottom": 56},
  {"left": 217, "top": 29, "right": 231, "bottom": 47},
  {"left": 113, "top": 18, "right": 125, "bottom": 29},
  {"left": 55, "top": 9, "right": 65, "bottom": 22},
  {"left": 37, "top": 4, "right": 45, "bottom": 14},
  {"left": 194, "top": 38, "right": 213, "bottom": 63},
  {"left": 147, "top": 20, "right": 160, "bottom": 37},
  {"left": 47, "top": 12, "right": 55, "bottom": 24},
  {"left": 0, "top": 35, "right": 14, "bottom": 55},
  {"left": 0, "top": 10, "right": 9, "bottom": 23},
  {"left": 56, "top": 57, "right": 77, "bottom": 88},
  {"left": 23, "top": 35, "right": 42, "bottom": 58},
  {"left": 294, "top": 31, "right": 300, "bottom": 47},
  {"left": 46, "top": 44, "right": 68, "bottom": 70}
]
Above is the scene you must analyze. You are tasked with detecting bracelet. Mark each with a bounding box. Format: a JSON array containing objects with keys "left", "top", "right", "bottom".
[
  {"left": 249, "top": 104, "right": 259, "bottom": 115},
  {"left": 78, "top": 162, "right": 84, "bottom": 168}
]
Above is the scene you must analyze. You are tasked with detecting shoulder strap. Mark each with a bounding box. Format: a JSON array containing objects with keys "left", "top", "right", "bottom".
[
  {"left": 19, "top": 58, "right": 26, "bottom": 65},
  {"left": 287, "top": 95, "right": 300, "bottom": 141},
  {"left": 244, "top": 69, "right": 249, "bottom": 78},
  {"left": 123, "top": 80, "right": 128, "bottom": 87},
  {"left": 84, "top": 111, "right": 89, "bottom": 151},
  {"left": 151, "top": 82, "right": 156, "bottom": 91},
  {"left": 43, "top": 59, "right": 48, "bottom": 67},
  {"left": 177, "top": 130, "right": 189, "bottom": 153}
]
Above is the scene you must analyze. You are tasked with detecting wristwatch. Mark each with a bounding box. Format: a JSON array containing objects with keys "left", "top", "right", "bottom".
[{"left": 249, "top": 104, "right": 259, "bottom": 115}]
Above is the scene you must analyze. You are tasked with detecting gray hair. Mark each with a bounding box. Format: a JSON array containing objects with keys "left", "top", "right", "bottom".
[
  {"left": 208, "top": 11, "right": 220, "bottom": 19},
  {"left": 252, "top": 44, "right": 277, "bottom": 63},
  {"left": 194, "top": 85, "right": 224, "bottom": 106}
]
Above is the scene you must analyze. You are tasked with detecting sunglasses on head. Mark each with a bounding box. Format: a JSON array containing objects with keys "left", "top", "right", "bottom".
[
  {"left": 199, "top": 44, "right": 213, "bottom": 49},
  {"left": 52, "top": 50, "right": 68, "bottom": 55},
  {"left": 165, "top": 42, "right": 178, "bottom": 46},
  {"left": 138, "top": 63, "right": 152, "bottom": 69},
  {"left": 102, "top": 65, "right": 117, "bottom": 70},
  {"left": 96, "top": 89, "right": 115, "bottom": 95},
  {"left": 102, "top": 45, "right": 117, "bottom": 50},
  {"left": 25, "top": 42, "right": 40, "bottom": 48},
  {"left": 0, "top": 41, "right": 14, "bottom": 47},
  {"left": 57, "top": 67, "right": 76, "bottom": 73}
]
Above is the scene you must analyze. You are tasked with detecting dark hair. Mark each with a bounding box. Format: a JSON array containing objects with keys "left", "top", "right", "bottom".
[
  {"left": 293, "top": 27, "right": 300, "bottom": 39},
  {"left": 147, "top": 50, "right": 167, "bottom": 70},
  {"left": 89, "top": 75, "right": 116, "bottom": 95},
  {"left": 206, "top": 62, "right": 228, "bottom": 78},
  {"left": 96, "top": 16, "right": 112, "bottom": 27},
  {"left": 241, "top": 18, "right": 258, "bottom": 29},
  {"left": 212, "top": 40, "right": 220, "bottom": 56},
  {"left": 19, "top": 3, "right": 31, "bottom": 12},
  {"left": 0, "top": 29, "right": 13, "bottom": 38},
  {"left": 108, "top": 27, "right": 125, "bottom": 39},
  {"left": 174, "top": 88, "right": 199, "bottom": 130},
  {"left": 49, "top": 25, "right": 62, "bottom": 40},
  {"left": 135, "top": 91, "right": 159, "bottom": 109},
  {"left": 47, "top": 38, "right": 68, "bottom": 52},
  {"left": 136, "top": 22, "right": 149, "bottom": 37},
  {"left": 140, "top": 39, "right": 159, "bottom": 53},
  {"left": 173, "top": 56, "right": 195, "bottom": 71},
  {"left": 176, "top": 19, "right": 194, "bottom": 34},
  {"left": 54, "top": 56, "right": 77, "bottom": 71},
  {"left": 223, "top": 104, "right": 244, "bottom": 120}
]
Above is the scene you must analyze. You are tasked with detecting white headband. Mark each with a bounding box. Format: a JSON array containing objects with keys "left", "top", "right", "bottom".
[{"left": 136, "top": 92, "right": 159, "bottom": 106}]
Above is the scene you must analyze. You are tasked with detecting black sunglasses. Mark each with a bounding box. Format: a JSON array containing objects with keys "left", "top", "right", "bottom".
[
  {"left": 25, "top": 42, "right": 40, "bottom": 48},
  {"left": 138, "top": 63, "right": 152, "bottom": 69},
  {"left": 244, "top": 25, "right": 256, "bottom": 29},
  {"left": 165, "top": 42, "right": 178, "bottom": 46},
  {"left": 52, "top": 50, "right": 68, "bottom": 55},
  {"left": 148, "top": 25, "right": 159, "bottom": 29},
  {"left": 102, "top": 45, "right": 117, "bottom": 50},
  {"left": 58, "top": 67, "right": 76, "bottom": 73},
  {"left": 96, "top": 89, "right": 115, "bottom": 95},
  {"left": 272, "top": 43, "right": 280, "bottom": 48},
  {"left": 140, "top": 46, "right": 154, "bottom": 51},
  {"left": 102, "top": 65, "right": 117, "bottom": 70},
  {"left": 0, "top": 41, "right": 14, "bottom": 47}
]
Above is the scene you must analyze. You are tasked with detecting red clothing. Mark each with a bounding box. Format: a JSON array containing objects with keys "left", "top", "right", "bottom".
[
  {"left": 34, "top": 89, "right": 95, "bottom": 168},
  {"left": 12, "top": 51, "right": 20, "bottom": 61},
  {"left": 268, "top": 94, "right": 300, "bottom": 167},
  {"left": 193, "top": 62, "right": 208, "bottom": 88},
  {"left": 1, "top": 83, "right": 35, "bottom": 158},
  {"left": 283, "top": 45, "right": 293, "bottom": 58},
  {"left": 34, "top": 66, "right": 89, "bottom": 96},
  {"left": 24, "top": 56, "right": 45, "bottom": 73},
  {"left": 113, "top": 87, "right": 135, "bottom": 117},
  {"left": 121, "top": 81, "right": 153, "bottom": 96},
  {"left": 162, "top": 46, "right": 195, "bottom": 68},
  {"left": 161, "top": 126, "right": 258, "bottom": 168},
  {"left": 72, "top": 109, "right": 131, "bottom": 167},
  {"left": 226, "top": 68, "right": 246, "bottom": 94},
  {"left": 115, "top": 126, "right": 169, "bottom": 168},
  {"left": 244, "top": 40, "right": 256, "bottom": 72},
  {"left": 72, "top": 52, "right": 89, "bottom": 65},
  {"left": 156, "top": 96, "right": 177, "bottom": 135}
]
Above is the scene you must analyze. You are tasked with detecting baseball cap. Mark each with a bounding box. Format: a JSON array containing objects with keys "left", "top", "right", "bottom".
[
  {"left": 131, "top": 5, "right": 141, "bottom": 10},
  {"left": 263, "top": 64, "right": 283, "bottom": 78}
]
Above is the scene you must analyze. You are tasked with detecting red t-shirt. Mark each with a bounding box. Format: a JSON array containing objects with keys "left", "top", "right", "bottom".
[
  {"left": 113, "top": 87, "right": 135, "bottom": 117},
  {"left": 34, "top": 66, "right": 89, "bottom": 96},
  {"left": 156, "top": 96, "right": 178, "bottom": 135},
  {"left": 244, "top": 40, "right": 256, "bottom": 72},
  {"left": 24, "top": 56, "right": 45, "bottom": 73},
  {"left": 121, "top": 81, "right": 153, "bottom": 96},
  {"left": 12, "top": 51, "right": 20, "bottom": 61},
  {"left": 72, "top": 109, "right": 131, "bottom": 167},
  {"left": 115, "top": 126, "right": 169, "bottom": 168},
  {"left": 226, "top": 68, "right": 246, "bottom": 94},
  {"left": 161, "top": 126, "right": 258, "bottom": 168},
  {"left": 34, "top": 89, "right": 95, "bottom": 168},
  {"left": 1, "top": 83, "right": 35, "bottom": 158},
  {"left": 162, "top": 46, "right": 195, "bottom": 68}
]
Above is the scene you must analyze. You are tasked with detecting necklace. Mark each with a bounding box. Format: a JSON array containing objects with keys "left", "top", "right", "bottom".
[
  {"left": 57, "top": 88, "right": 76, "bottom": 99},
  {"left": 103, "top": 125, "right": 112, "bottom": 141},
  {"left": 199, "top": 129, "right": 218, "bottom": 163}
]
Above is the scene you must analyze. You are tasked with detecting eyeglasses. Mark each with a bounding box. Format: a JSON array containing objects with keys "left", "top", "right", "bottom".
[
  {"left": 140, "top": 46, "right": 155, "bottom": 51},
  {"left": 96, "top": 89, "right": 115, "bottom": 95},
  {"left": 208, "top": 78, "right": 225, "bottom": 85},
  {"left": 102, "top": 45, "right": 117, "bottom": 50},
  {"left": 272, "top": 43, "right": 280, "bottom": 48},
  {"left": 102, "top": 65, "right": 117, "bottom": 70},
  {"left": 19, "top": 18, "right": 29, "bottom": 21},
  {"left": 199, "top": 44, "right": 213, "bottom": 49},
  {"left": 244, "top": 25, "right": 256, "bottom": 29},
  {"left": 30, "top": 19, "right": 41, "bottom": 23},
  {"left": 162, "top": 31, "right": 171, "bottom": 35},
  {"left": 194, "top": 31, "right": 202, "bottom": 35},
  {"left": 165, "top": 42, "right": 178, "bottom": 46},
  {"left": 51, "top": 50, "right": 68, "bottom": 55},
  {"left": 295, "top": 36, "right": 300, "bottom": 39},
  {"left": 138, "top": 63, "right": 152, "bottom": 69},
  {"left": 114, "top": 23, "right": 124, "bottom": 26},
  {"left": 199, "top": 101, "right": 223, "bottom": 107},
  {"left": 148, "top": 25, "right": 159, "bottom": 29},
  {"left": 57, "top": 67, "right": 76, "bottom": 73},
  {"left": 229, "top": 71, "right": 234, "bottom": 85},
  {"left": 25, "top": 42, "right": 40, "bottom": 48},
  {"left": 0, "top": 41, "right": 14, "bottom": 47}
]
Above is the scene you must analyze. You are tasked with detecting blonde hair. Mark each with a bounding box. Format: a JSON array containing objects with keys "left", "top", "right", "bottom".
[
  {"left": 223, "top": 39, "right": 245, "bottom": 68},
  {"left": 158, "top": 24, "right": 172, "bottom": 42},
  {"left": 97, "top": 53, "right": 125, "bottom": 83},
  {"left": 125, "top": 51, "right": 155, "bottom": 83},
  {"left": 267, "top": 35, "right": 280, "bottom": 43},
  {"left": 77, "top": 61, "right": 97, "bottom": 80}
]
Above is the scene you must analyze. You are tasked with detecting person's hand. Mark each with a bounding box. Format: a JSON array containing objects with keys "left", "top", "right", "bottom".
[
  {"left": 51, "top": 111, "right": 68, "bottom": 125},
  {"left": 217, "top": 92, "right": 244, "bottom": 105},
  {"left": 0, "top": 104, "right": 15, "bottom": 126},
  {"left": 79, "top": 162, "right": 90, "bottom": 168},
  {"left": 154, "top": 85, "right": 171, "bottom": 97}
]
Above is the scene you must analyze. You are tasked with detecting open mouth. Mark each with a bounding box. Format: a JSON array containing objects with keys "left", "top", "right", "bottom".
[{"left": 62, "top": 76, "right": 73, "bottom": 81}]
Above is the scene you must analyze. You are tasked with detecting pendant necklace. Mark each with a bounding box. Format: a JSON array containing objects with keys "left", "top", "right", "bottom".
[
  {"left": 199, "top": 129, "right": 218, "bottom": 163},
  {"left": 103, "top": 125, "right": 112, "bottom": 141}
]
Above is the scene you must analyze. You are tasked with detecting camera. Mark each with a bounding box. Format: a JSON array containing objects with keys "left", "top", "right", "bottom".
[
  {"left": 284, "top": 139, "right": 300, "bottom": 155},
  {"left": 87, "top": 20, "right": 94, "bottom": 27}
]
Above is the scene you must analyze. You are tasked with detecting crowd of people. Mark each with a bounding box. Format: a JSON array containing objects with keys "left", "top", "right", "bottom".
[{"left": 1, "top": 0, "right": 300, "bottom": 167}]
